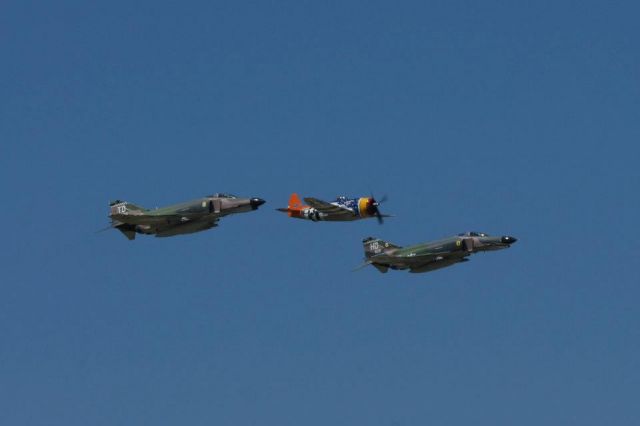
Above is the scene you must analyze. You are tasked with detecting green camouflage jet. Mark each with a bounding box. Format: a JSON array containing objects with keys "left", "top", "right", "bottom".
[
  {"left": 107, "top": 193, "right": 266, "bottom": 240},
  {"left": 359, "top": 231, "right": 517, "bottom": 273}
]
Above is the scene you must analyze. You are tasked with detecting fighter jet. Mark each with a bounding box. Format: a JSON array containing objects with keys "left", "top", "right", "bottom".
[
  {"left": 106, "top": 193, "right": 266, "bottom": 240},
  {"left": 277, "top": 193, "right": 391, "bottom": 224},
  {"left": 358, "top": 231, "right": 517, "bottom": 273}
]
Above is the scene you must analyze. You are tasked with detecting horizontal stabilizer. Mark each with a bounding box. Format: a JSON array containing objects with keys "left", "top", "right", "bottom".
[
  {"left": 114, "top": 223, "right": 136, "bottom": 240},
  {"left": 372, "top": 264, "right": 389, "bottom": 274},
  {"left": 352, "top": 260, "right": 388, "bottom": 273},
  {"left": 352, "top": 260, "right": 372, "bottom": 272}
]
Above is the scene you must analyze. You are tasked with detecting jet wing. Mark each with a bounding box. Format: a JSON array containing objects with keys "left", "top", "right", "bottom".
[
  {"left": 110, "top": 212, "right": 188, "bottom": 226},
  {"left": 303, "top": 197, "right": 356, "bottom": 218},
  {"left": 390, "top": 251, "right": 467, "bottom": 265},
  {"left": 153, "top": 217, "right": 220, "bottom": 237}
]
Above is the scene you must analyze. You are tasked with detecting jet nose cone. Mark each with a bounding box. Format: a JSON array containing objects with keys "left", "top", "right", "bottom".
[
  {"left": 501, "top": 236, "right": 517, "bottom": 244},
  {"left": 250, "top": 198, "right": 266, "bottom": 209}
]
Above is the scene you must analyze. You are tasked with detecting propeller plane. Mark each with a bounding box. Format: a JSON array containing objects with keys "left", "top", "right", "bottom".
[{"left": 277, "top": 193, "right": 391, "bottom": 224}]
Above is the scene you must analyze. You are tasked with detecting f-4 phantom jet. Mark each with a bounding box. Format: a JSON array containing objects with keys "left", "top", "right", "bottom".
[
  {"left": 107, "top": 193, "right": 266, "bottom": 240},
  {"left": 359, "top": 231, "right": 517, "bottom": 273},
  {"left": 277, "top": 193, "right": 391, "bottom": 224}
]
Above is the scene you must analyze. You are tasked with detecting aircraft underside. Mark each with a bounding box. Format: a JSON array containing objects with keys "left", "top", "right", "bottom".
[
  {"left": 114, "top": 219, "right": 218, "bottom": 239},
  {"left": 371, "top": 257, "right": 469, "bottom": 274}
]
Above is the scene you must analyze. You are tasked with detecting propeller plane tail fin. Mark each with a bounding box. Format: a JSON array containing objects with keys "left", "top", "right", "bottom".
[
  {"left": 288, "top": 193, "right": 305, "bottom": 210},
  {"left": 277, "top": 193, "right": 310, "bottom": 216}
]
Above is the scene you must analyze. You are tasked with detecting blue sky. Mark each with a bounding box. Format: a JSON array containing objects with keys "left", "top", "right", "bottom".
[{"left": 1, "top": 1, "right": 639, "bottom": 425}]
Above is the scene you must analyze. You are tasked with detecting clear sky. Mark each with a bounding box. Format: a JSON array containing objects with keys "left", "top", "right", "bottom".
[{"left": 1, "top": 1, "right": 639, "bottom": 425}]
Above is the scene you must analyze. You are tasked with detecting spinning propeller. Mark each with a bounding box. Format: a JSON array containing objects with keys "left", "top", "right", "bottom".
[{"left": 367, "top": 193, "right": 388, "bottom": 224}]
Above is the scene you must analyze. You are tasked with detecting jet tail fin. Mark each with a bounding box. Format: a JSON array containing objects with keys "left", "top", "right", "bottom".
[
  {"left": 109, "top": 200, "right": 146, "bottom": 216},
  {"left": 107, "top": 200, "right": 142, "bottom": 240},
  {"left": 124, "top": 203, "right": 145, "bottom": 212},
  {"left": 362, "top": 237, "right": 400, "bottom": 258}
]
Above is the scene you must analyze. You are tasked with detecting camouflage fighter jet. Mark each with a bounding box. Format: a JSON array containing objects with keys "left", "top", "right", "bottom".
[
  {"left": 107, "top": 193, "right": 266, "bottom": 240},
  {"left": 277, "top": 193, "right": 391, "bottom": 224},
  {"left": 358, "top": 231, "right": 517, "bottom": 273}
]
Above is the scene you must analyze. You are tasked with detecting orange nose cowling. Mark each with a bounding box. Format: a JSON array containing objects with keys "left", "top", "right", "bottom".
[{"left": 358, "top": 197, "right": 371, "bottom": 217}]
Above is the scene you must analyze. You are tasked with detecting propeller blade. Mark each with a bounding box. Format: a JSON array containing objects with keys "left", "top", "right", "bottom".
[{"left": 368, "top": 192, "right": 388, "bottom": 224}]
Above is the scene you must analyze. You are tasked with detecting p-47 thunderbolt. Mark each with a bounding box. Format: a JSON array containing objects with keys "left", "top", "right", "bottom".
[
  {"left": 359, "top": 231, "right": 517, "bottom": 273},
  {"left": 106, "top": 193, "right": 266, "bottom": 240},
  {"left": 277, "top": 193, "right": 391, "bottom": 224}
]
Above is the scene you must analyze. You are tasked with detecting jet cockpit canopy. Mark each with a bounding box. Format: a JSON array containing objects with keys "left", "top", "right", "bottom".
[
  {"left": 458, "top": 231, "right": 489, "bottom": 237},
  {"left": 209, "top": 193, "right": 237, "bottom": 199}
]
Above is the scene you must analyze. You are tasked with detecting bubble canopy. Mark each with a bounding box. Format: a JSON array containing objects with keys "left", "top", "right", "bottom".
[
  {"left": 207, "top": 193, "right": 238, "bottom": 199},
  {"left": 458, "top": 231, "right": 489, "bottom": 237}
]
